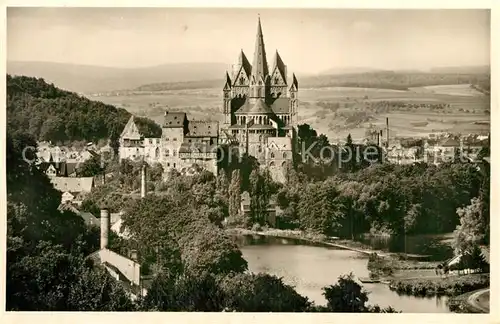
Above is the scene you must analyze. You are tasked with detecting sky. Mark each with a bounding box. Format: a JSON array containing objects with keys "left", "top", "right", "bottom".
[{"left": 7, "top": 8, "right": 490, "bottom": 74}]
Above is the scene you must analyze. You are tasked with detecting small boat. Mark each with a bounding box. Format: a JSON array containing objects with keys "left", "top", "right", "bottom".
[{"left": 359, "top": 277, "right": 380, "bottom": 283}]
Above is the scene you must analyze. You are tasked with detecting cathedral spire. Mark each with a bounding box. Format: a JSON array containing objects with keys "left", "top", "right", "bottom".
[{"left": 251, "top": 16, "right": 269, "bottom": 81}]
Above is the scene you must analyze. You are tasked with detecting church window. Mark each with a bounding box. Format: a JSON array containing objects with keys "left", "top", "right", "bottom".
[
  {"left": 274, "top": 77, "right": 279, "bottom": 84},
  {"left": 258, "top": 80, "right": 262, "bottom": 85},
  {"left": 167, "top": 163, "right": 170, "bottom": 167},
  {"left": 174, "top": 163, "right": 176, "bottom": 168},
  {"left": 155, "top": 147, "right": 160, "bottom": 158},
  {"left": 173, "top": 150, "right": 177, "bottom": 156},
  {"left": 271, "top": 153, "right": 275, "bottom": 158},
  {"left": 259, "top": 116, "right": 262, "bottom": 124},
  {"left": 269, "top": 161, "right": 275, "bottom": 166},
  {"left": 283, "top": 152, "right": 287, "bottom": 159},
  {"left": 239, "top": 76, "right": 245, "bottom": 85}
]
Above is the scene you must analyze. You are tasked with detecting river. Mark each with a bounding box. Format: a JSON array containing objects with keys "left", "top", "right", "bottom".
[{"left": 232, "top": 234, "right": 451, "bottom": 313}]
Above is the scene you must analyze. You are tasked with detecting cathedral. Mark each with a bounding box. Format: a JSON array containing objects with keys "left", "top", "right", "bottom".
[{"left": 220, "top": 17, "right": 299, "bottom": 182}]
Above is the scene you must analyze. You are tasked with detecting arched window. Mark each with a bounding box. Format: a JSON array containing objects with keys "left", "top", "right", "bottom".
[
  {"left": 281, "top": 161, "right": 287, "bottom": 167},
  {"left": 259, "top": 135, "right": 263, "bottom": 141},
  {"left": 165, "top": 149, "right": 170, "bottom": 157},
  {"left": 259, "top": 116, "right": 262, "bottom": 124},
  {"left": 283, "top": 152, "right": 287, "bottom": 159},
  {"left": 155, "top": 147, "right": 160, "bottom": 158},
  {"left": 239, "top": 76, "right": 245, "bottom": 85},
  {"left": 242, "top": 116, "right": 246, "bottom": 125},
  {"left": 269, "top": 161, "right": 275, "bottom": 166},
  {"left": 270, "top": 152, "right": 275, "bottom": 158}
]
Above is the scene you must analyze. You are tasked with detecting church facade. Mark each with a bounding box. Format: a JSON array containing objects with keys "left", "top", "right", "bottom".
[{"left": 220, "top": 17, "right": 299, "bottom": 182}]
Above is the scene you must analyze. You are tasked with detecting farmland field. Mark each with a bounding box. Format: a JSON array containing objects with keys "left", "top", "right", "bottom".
[{"left": 91, "top": 84, "right": 490, "bottom": 143}]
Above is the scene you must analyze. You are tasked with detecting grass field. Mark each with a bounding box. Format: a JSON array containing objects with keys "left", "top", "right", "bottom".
[{"left": 92, "top": 84, "right": 490, "bottom": 142}]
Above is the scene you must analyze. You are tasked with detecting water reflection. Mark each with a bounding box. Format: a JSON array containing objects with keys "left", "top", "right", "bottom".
[{"left": 233, "top": 234, "right": 450, "bottom": 313}]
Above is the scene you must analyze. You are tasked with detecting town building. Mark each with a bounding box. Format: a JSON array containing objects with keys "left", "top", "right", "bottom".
[
  {"left": 50, "top": 176, "right": 95, "bottom": 205},
  {"left": 119, "top": 113, "right": 219, "bottom": 175},
  {"left": 220, "top": 17, "right": 299, "bottom": 182},
  {"left": 87, "top": 209, "right": 150, "bottom": 300}
]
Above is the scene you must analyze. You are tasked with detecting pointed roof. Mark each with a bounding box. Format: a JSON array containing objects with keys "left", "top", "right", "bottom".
[
  {"left": 272, "top": 51, "right": 287, "bottom": 83},
  {"left": 238, "top": 50, "right": 252, "bottom": 77},
  {"left": 120, "top": 115, "right": 142, "bottom": 140},
  {"left": 290, "top": 73, "right": 298, "bottom": 91},
  {"left": 223, "top": 71, "right": 232, "bottom": 90},
  {"left": 251, "top": 17, "right": 269, "bottom": 81}
]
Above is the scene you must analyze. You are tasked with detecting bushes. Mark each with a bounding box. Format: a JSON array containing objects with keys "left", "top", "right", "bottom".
[
  {"left": 367, "top": 253, "right": 394, "bottom": 279},
  {"left": 389, "top": 274, "right": 489, "bottom": 297}
]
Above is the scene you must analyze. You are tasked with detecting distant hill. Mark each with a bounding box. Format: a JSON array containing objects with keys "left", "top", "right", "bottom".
[
  {"left": 7, "top": 61, "right": 229, "bottom": 94},
  {"left": 429, "top": 65, "right": 490, "bottom": 74},
  {"left": 133, "top": 69, "right": 491, "bottom": 93},
  {"left": 6, "top": 75, "right": 161, "bottom": 144},
  {"left": 8, "top": 60, "right": 490, "bottom": 94},
  {"left": 318, "top": 67, "right": 386, "bottom": 75}
]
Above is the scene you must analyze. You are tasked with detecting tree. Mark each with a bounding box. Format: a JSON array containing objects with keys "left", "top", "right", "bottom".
[
  {"left": 77, "top": 155, "right": 103, "bottom": 177},
  {"left": 249, "top": 170, "right": 267, "bottom": 225},
  {"left": 322, "top": 273, "right": 369, "bottom": 312},
  {"left": 297, "top": 181, "right": 344, "bottom": 236},
  {"left": 452, "top": 197, "right": 489, "bottom": 254},
  {"left": 141, "top": 272, "right": 224, "bottom": 311},
  {"left": 228, "top": 169, "right": 243, "bottom": 223},
  {"left": 6, "top": 131, "right": 135, "bottom": 311},
  {"left": 220, "top": 273, "right": 311, "bottom": 312}
]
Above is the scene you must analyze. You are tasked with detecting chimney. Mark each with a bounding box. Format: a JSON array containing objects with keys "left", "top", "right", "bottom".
[
  {"left": 100, "top": 208, "right": 110, "bottom": 250},
  {"left": 130, "top": 249, "right": 138, "bottom": 262},
  {"left": 141, "top": 163, "right": 147, "bottom": 198},
  {"left": 386, "top": 117, "right": 389, "bottom": 149}
]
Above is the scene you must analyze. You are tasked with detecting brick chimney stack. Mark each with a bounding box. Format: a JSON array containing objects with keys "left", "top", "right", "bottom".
[{"left": 100, "top": 208, "right": 110, "bottom": 250}]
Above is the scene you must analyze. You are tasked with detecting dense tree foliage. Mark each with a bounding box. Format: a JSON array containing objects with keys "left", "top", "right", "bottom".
[
  {"left": 276, "top": 162, "right": 483, "bottom": 238},
  {"left": 6, "top": 132, "right": 134, "bottom": 311},
  {"left": 7, "top": 75, "right": 160, "bottom": 144}
]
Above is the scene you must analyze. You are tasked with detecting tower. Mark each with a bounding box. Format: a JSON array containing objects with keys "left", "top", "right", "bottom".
[
  {"left": 270, "top": 50, "right": 287, "bottom": 98},
  {"left": 223, "top": 71, "right": 232, "bottom": 127},
  {"left": 249, "top": 17, "right": 269, "bottom": 102},
  {"left": 289, "top": 73, "right": 299, "bottom": 126}
]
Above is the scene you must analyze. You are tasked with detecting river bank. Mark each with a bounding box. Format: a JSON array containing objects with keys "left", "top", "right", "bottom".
[
  {"left": 389, "top": 273, "right": 490, "bottom": 298},
  {"left": 447, "top": 288, "right": 490, "bottom": 313}
]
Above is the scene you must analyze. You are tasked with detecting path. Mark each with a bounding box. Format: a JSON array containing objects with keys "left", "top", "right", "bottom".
[{"left": 467, "top": 288, "right": 489, "bottom": 313}]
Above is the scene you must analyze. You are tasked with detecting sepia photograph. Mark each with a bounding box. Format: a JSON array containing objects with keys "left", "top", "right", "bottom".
[{"left": 3, "top": 4, "right": 493, "bottom": 316}]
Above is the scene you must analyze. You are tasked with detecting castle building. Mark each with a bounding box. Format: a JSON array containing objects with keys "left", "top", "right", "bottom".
[
  {"left": 220, "top": 17, "right": 299, "bottom": 182},
  {"left": 119, "top": 113, "right": 219, "bottom": 175}
]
